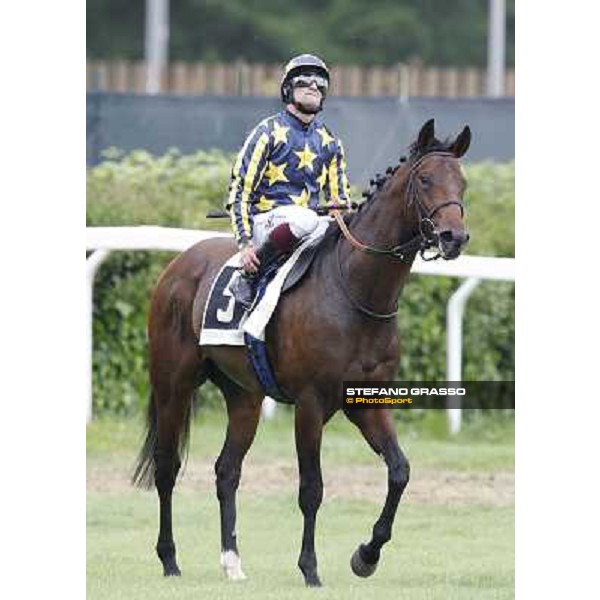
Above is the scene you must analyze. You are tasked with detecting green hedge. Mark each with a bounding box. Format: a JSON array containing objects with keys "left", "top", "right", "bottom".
[{"left": 87, "top": 150, "right": 514, "bottom": 415}]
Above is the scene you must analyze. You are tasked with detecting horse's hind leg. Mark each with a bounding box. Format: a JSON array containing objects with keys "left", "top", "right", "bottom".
[
  {"left": 211, "top": 369, "right": 262, "bottom": 581},
  {"left": 153, "top": 353, "right": 205, "bottom": 576},
  {"left": 139, "top": 313, "right": 207, "bottom": 577},
  {"left": 343, "top": 407, "right": 410, "bottom": 578},
  {"left": 153, "top": 393, "right": 189, "bottom": 574}
]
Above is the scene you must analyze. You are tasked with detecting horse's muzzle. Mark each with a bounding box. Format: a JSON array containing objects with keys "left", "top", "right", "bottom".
[{"left": 438, "top": 229, "right": 470, "bottom": 259}]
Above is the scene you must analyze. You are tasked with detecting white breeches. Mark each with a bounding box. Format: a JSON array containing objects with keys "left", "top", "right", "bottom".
[{"left": 252, "top": 205, "right": 320, "bottom": 246}]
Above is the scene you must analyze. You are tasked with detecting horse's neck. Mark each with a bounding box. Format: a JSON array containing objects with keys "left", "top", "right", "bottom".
[
  {"left": 341, "top": 170, "right": 419, "bottom": 309},
  {"left": 352, "top": 170, "right": 418, "bottom": 248}
]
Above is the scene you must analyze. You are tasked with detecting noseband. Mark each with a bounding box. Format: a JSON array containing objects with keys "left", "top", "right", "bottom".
[{"left": 334, "top": 151, "right": 465, "bottom": 320}]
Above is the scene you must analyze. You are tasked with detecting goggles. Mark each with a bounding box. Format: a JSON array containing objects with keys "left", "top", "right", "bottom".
[{"left": 291, "top": 74, "right": 329, "bottom": 94}]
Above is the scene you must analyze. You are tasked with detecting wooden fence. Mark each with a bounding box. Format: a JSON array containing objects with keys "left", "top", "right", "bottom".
[{"left": 87, "top": 60, "right": 515, "bottom": 98}]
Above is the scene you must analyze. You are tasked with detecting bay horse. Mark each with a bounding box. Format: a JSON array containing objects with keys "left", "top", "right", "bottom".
[{"left": 133, "top": 118, "right": 471, "bottom": 586}]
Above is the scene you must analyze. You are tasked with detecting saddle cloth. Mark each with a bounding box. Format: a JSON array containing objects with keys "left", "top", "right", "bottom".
[{"left": 199, "top": 218, "right": 329, "bottom": 347}]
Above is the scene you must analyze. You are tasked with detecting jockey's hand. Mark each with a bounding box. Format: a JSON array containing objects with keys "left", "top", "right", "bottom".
[
  {"left": 240, "top": 243, "right": 260, "bottom": 274},
  {"left": 328, "top": 203, "right": 353, "bottom": 220}
]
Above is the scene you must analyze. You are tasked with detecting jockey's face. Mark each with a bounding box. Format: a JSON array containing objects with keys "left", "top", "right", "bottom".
[{"left": 292, "top": 79, "right": 323, "bottom": 113}]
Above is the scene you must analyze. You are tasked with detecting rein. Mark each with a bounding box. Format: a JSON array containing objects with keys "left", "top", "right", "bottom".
[
  {"left": 334, "top": 151, "right": 465, "bottom": 320},
  {"left": 335, "top": 241, "right": 400, "bottom": 320}
]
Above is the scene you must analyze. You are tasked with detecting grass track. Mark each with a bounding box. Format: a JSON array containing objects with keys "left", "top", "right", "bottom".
[
  {"left": 88, "top": 408, "right": 515, "bottom": 472},
  {"left": 87, "top": 411, "right": 514, "bottom": 599}
]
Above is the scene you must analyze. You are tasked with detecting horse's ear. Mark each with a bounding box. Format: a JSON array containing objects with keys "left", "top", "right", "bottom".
[
  {"left": 417, "top": 118, "right": 436, "bottom": 150},
  {"left": 450, "top": 125, "right": 471, "bottom": 158}
]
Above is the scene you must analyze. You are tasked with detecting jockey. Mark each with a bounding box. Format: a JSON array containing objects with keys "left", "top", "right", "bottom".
[{"left": 226, "top": 53, "right": 352, "bottom": 308}]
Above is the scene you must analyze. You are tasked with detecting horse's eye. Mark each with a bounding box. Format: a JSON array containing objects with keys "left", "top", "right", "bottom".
[{"left": 418, "top": 175, "right": 432, "bottom": 188}]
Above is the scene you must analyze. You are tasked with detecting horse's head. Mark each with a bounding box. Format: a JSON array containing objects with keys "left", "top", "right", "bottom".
[{"left": 404, "top": 119, "right": 471, "bottom": 260}]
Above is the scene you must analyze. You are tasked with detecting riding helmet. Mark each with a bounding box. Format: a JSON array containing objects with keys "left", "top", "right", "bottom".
[{"left": 280, "top": 54, "right": 330, "bottom": 105}]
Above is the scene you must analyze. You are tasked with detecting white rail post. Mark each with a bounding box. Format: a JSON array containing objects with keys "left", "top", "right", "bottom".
[
  {"left": 487, "top": 0, "right": 506, "bottom": 97},
  {"left": 145, "top": 0, "right": 169, "bottom": 94},
  {"left": 86, "top": 249, "right": 111, "bottom": 424},
  {"left": 446, "top": 277, "right": 481, "bottom": 434}
]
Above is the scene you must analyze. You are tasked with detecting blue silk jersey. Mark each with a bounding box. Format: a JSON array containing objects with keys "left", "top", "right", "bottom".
[{"left": 226, "top": 109, "right": 351, "bottom": 246}]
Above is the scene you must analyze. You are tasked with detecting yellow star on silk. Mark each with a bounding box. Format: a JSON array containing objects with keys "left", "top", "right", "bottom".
[
  {"left": 294, "top": 143, "right": 317, "bottom": 171},
  {"left": 317, "top": 165, "right": 327, "bottom": 189},
  {"left": 256, "top": 195, "right": 275, "bottom": 211},
  {"left": 272, "top": 121, "right": 289, "bottom": 145},
  {"left": 264, "top": 161, "right": 289, "bottom": 186},
  {"left": 317, "top": 127, "right": 335, "bottom": 148},
  {"left": 289, "top": 187, "right": 310, "bottom": 208}
]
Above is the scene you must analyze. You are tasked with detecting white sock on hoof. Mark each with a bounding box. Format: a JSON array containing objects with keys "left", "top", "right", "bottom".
[{"left": 220, "top": 550, "right": 247, "bottom": 581}]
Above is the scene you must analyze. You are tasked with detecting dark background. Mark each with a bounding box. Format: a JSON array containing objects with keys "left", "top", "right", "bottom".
[
  {"left": 87, "top": 0, "right": 515, "bottom": 67},
  {"left": 87, "top": 93, "right": 514, "bottom": 185}
]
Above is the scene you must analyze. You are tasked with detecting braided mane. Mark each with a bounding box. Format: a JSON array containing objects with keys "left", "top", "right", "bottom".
[{"left": 360, "top": 135, "right": 455, "bottom": 205}]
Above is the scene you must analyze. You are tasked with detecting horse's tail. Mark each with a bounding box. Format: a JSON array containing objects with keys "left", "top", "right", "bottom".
[
  {"left": 131, "top": 389, "right": 198, "bottom": 489},
  {"left": 131, "top": 392, "right": 159, "bottom": 489}
]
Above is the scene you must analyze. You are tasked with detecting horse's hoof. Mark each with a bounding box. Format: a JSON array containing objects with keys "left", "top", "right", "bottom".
[
  {"left": 221, "top": 550, "right": 247, "bottom": 581},
  {"left": 350, "top": 545, "right": 378, "bottom": 578},
  {"left": 304, "top": 574, "right": 322, "bottom": 587},
  {"left": 162, "top": 562, "right": 181, "bottom": 577}
]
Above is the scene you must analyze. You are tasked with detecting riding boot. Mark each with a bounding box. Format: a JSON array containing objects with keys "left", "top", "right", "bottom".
[{"left": 232, "top": 238, "right": 286, "bottom": 309}]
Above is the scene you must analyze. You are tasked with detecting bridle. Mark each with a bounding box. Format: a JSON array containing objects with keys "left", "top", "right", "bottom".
[{"left": 334, "top": 151, "right": 465, "bottom": 320}]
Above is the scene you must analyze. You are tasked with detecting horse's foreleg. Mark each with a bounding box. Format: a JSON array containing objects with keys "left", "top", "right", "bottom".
[
  {"left": 344, "top": 408, "right": 410, "bottom": 577},
  {"left": 212, "top": 373, "right": 262, "bottom": 581},
  {"left": 295, "top": 399, "right": 325, "bottom": 587}
]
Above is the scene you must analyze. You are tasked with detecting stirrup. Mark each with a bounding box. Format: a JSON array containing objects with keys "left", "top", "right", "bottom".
[{"left": 231, "top": 273, "right": 256, "bottom": 309}]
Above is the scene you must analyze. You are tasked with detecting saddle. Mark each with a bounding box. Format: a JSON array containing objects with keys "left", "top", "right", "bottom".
[{"left": 278, "top": 239, "right": 319, "bottom": 295}]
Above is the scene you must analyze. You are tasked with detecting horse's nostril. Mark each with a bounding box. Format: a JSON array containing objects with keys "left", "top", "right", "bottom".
[{"left": 439, "top": 230, "right": 469, "bottom": 245}]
